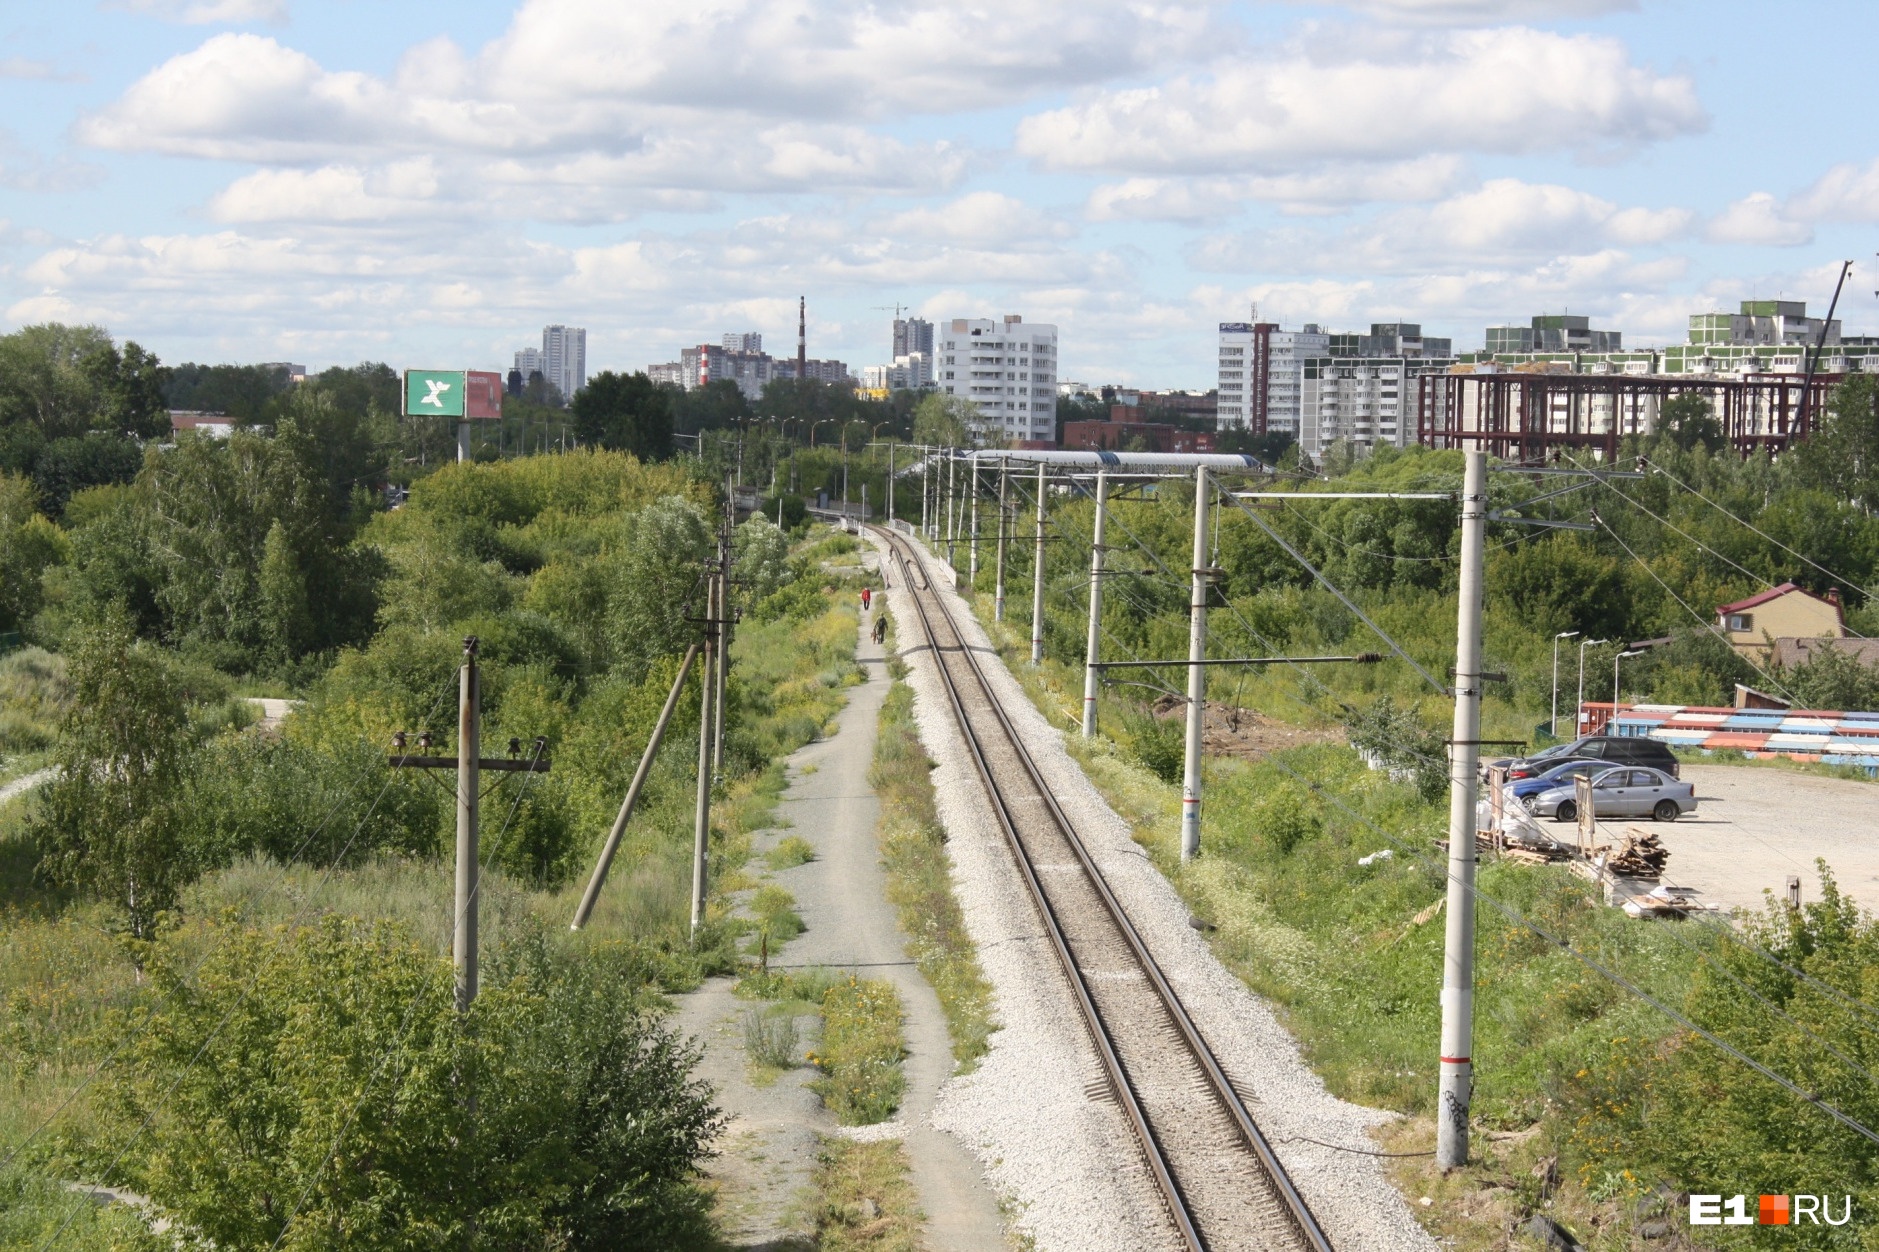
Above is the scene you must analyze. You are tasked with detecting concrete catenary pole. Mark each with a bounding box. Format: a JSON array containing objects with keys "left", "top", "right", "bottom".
[
  {"left": 690, "top": 567, "right": 718, "bottom": 937},
  {"left": 946, "top": 449, "right": 958, "bottom": 569},
  {"left": 1180, "top": 468, "right": 1210, "bottom": 862},
  {"left": 1436, "top": 448, "right": 1488, "bottom": 1170},
  {"left": 994, "top": 460, "right": 1010, "bottom": 621},
  {"left": 1030, "top": 462, "right": 1047, "bottom": 663},
  {"left": 454, "top": 637, "right": 481, "bottom": 1011},
  {"left": 886, "top": 441, "right": 895, "bottom": 525},
  {"left": 968, "top": 463, "right": 979, "bottom": 584},
  {"left": 1082, "top": 468, "right": 1109, "bottom": 738},
  {"left": 457, "top": 422, "right": 471, "bottom": 465},
  {"left": 572, "top": 643, "right": 700, "bottom": 930}
]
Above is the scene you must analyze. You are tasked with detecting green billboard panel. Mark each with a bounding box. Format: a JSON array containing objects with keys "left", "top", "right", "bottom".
[{"left": 404, "top": 369, "right": 467, "bottom": 417}]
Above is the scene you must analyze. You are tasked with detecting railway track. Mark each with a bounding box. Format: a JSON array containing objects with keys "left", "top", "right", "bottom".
[{"left": 876, "top": 524, "right": 1333, "bottom": 1252}]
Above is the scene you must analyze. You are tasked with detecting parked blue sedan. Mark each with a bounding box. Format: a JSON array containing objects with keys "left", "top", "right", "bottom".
[{"left": 1504, "top": 759, "right": 1606, "bottom": 808}]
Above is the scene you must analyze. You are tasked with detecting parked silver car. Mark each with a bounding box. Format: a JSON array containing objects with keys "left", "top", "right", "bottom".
[{"left": 1528, "top": 765, "right": 1697, "bottom": 823}]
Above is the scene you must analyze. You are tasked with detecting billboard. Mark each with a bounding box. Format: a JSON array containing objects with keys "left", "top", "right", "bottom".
[
  {"left": 404, "top": 370, "right": 465, "bottom": 418},
  {"left": 403, "top": 369, "right": 505, "bottom": 419},
  {"left": 465, "top": 370, "right": 503, "bottom": 420}
]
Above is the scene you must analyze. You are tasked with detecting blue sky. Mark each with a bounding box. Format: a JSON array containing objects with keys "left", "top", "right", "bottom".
[{"left": 1, "top": 0, "right": 1876, "bottom": 389}]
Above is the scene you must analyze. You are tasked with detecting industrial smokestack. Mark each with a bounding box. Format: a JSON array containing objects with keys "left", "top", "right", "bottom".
[{"left": 797, "top": 296, "right": 806, "bottom": 382}]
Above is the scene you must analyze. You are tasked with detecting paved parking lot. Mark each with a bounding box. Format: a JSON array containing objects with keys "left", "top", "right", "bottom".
[{"left": 1580, "top": 763, "right": 1879, "bottom": 915}]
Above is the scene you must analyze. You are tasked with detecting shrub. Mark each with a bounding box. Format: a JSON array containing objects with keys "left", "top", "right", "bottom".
[{"left": 101, "top": 917, "right": 722, "bottom": 1250}]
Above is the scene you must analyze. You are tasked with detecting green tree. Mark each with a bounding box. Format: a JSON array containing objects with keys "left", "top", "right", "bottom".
[
  {"left": 606, "top": 495, "right": 712, "bottom": 679},
  {"left": 258, "top": 519, "right": 311, "bottom": 666},
  {"left": 1792, "top": 374, "right": 1879, "bottom": 513},
  {"left": 571, "top": 371, "right": 674, "bottom": 461},
  {"left": 0, "top": 323, "right": 167, "bottom": 440},
  {"left": 1656, "top": 393, "right": 1726, "bottom": 454},
  {"left": 732, "top": 514, "right": 791, "bottom": 607},
  {"left": 668, "top": 377, "right": 751, "bottom": 435},
  {"left": 911, "top": 391, "right": 978, "bottom": 447},
  {"left": 0, "top": 471, "right": 67, "bottom": 634},
  {"left": 33, "top": 617, "right": 197, "bottom": 941}
]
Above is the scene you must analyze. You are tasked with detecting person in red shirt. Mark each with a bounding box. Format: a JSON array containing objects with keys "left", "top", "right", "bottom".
[{"left": 861, "top": 587, "right": 872, "bottom": 612}]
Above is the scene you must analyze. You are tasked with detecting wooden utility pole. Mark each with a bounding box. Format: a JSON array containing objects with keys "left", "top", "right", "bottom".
[
  {"left": 571, "top": 643, "right": 699, "bottom": 930},
  {"left": 691, "top": 557, "right": 720, "bottom": 937},
  {"left": 389, "top": 637, "right": 549, "bottom": 1010}
]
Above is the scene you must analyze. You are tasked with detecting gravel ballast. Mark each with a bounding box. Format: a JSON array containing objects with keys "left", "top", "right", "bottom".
[{"left": 871, "top": 528, "right": 1437, "bottom": 1252}]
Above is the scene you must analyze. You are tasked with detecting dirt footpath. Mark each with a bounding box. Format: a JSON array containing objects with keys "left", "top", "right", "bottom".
[{"left": 1625, "top": 764, "right": 1879, "bottom": 914}]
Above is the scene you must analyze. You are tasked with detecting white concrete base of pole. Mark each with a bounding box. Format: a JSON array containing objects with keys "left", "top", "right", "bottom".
[{"left": 457, "top": 421, "right": 470, "bottom": 463}]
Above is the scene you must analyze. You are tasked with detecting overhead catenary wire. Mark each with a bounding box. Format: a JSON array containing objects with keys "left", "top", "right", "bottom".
[
  {"left": 950, "top": 486, "right": 1879, "bottom": 1152},
  {"left": 1253, "top": 747, "right": 1879, "bottom": 1148},
  {"left": 1591, "top": 511, "right": 1805, "bottom": 706}
]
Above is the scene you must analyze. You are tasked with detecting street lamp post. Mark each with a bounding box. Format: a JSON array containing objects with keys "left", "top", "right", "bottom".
[
  {"left": 1614, "top": 649, "right": 1646, "bottom": 720},
  {"left": 1551, "top": 631, "right": 1579, "bottom": 738},
  {"left": 1575, "top": 637, "right": 1606, "bottom": 738}
]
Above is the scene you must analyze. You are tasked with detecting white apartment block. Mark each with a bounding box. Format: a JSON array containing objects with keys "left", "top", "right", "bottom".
[
  {"left": 1300, "top": 355, "right": 1455, "bottom": 459},
  {"left": 542, "top": 324, "right": 587, "bottom": 399},
  {"left": 1217, "top": 322, "right": 1328, "bottom": 436},
  {"left": 936, "top": 315, "right": 1058, "bottom": 444},
  {"left": 514, "top": 347, "right": 547, "bottom": 381}
]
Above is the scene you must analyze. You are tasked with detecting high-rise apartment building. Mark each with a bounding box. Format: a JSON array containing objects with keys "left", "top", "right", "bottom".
[
  {"left": 893, "top": 317, "right": 934, "bottom": 359},
  {"left": 1485, "top": 315, "right": 1621, "bottom": 354},
  {"left": 679, "top": 344, "right": 776, "bottom": 398},
  {"left": 723, "top": 332, "right": 763, "bottom": 353},
  {"left": 542, "top": 324, "right": 587, "bottom": 400},
  {"left": 514, "top": 347, "right": 547, "bottom": 383},
  {"left": 935, "top": 315, "right": 1058, "bottom": 444},
  {"left": 1689, "top": 300, "right": 1840, "bottom": 348},
  {"left": 1218, "top": 321, "right": 1329, "bottom": 435},
  {"left": 1301, "top": 352, "right": 1456, "bottom": 459}
]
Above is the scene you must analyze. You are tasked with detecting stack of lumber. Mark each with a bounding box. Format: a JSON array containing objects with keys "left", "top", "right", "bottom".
[{"left": 1607, "top": 825, "right": 1670, "bottom": 878}]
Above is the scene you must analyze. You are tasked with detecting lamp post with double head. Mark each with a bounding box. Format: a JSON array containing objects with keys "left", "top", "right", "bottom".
[
  {"left": 1576, "top": 637, "right": 1607, "bottom": 738},
  {"left": 1614, "top": 649, "right": 1646, "bottom": 720},
  {"left": 1552, "top": 630, "right": 1579, "bottom": 738}
]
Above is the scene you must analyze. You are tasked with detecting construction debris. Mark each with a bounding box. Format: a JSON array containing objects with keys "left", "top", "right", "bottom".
[{"left": 1600, "top": 825, "right": 1670, "bottom": 879}]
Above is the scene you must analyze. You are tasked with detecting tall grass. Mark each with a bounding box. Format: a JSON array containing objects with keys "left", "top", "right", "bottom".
[{"left": 870, "top": 660, "right": 997, "bottom": 1071}]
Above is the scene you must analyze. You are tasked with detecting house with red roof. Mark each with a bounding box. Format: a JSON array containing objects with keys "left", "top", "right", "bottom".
[{"left": 1716, "top": 582, "right": 1845, "bottom": 662}]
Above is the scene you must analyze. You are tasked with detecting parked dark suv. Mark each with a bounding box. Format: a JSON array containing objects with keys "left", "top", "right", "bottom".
[{"left": 1488, "top": 735, "right": 1680, "bottom": 781}]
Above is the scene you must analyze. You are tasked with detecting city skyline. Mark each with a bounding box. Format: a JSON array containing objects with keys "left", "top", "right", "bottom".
[{"left": 1, "top": 1, "right": 1877, "bottom": 390}]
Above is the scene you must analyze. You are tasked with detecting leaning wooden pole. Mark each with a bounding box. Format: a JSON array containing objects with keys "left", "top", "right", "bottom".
[{"left": 571, "top": 643, "right": 700, "bottom": 930}]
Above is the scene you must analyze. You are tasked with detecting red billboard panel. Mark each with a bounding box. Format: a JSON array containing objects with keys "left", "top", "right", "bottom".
[{"left": 465, "top": 370, "right": 504, "bottom": 420}]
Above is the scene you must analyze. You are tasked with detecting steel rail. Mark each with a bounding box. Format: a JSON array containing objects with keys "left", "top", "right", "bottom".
[{"left": 876, "top": 525, "right": 1332, "bottom": 1252}]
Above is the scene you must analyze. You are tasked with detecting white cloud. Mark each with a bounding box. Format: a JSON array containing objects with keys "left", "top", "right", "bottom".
[
  {"left": 1706, "top": 192, "right": 1812, "bottom": 247},
  {"left": 883, "top": 192, "right": 1071, "bottom": 246},
  {"left": 1087, "top": 156, "right": 1467, "bottom": 221},
  {"left": 80, "top": 1, "right": 1216, "bottom": 167},
  {"left": 1788, "top": 158, "right": 1879, "bottom": 222},
  {"left": 1324, "top": 0, "right": 1636, "bottom": 23},
  {"left": 0, "top": 57, "right": 77, "bottom": 81},
  {"left": 107, "top": 0, "right": 289, "bottom": 24},
  {"left": 1016, "top": 28, "right": 1704, "bottom": 173},
  {"left": 1191, "top": 179, "right": 1691, "bottom": 272}
]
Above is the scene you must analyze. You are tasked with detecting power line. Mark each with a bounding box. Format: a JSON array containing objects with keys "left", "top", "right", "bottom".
[
  {"left": 1255, "top": 749, "right": 1879, "bottom": 1148},
  {"left": 1, "top": 675, "right": 460, "bottom": 1176},
  {"left": 1645, "top": 458, "right": 1879, "bottom": 604},
  {"left": 266, "top": 739, "right": 549, "bottom": 1249},
  {"left": 1591, "top": 511, "right": 1804, "bottom": 707}
]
